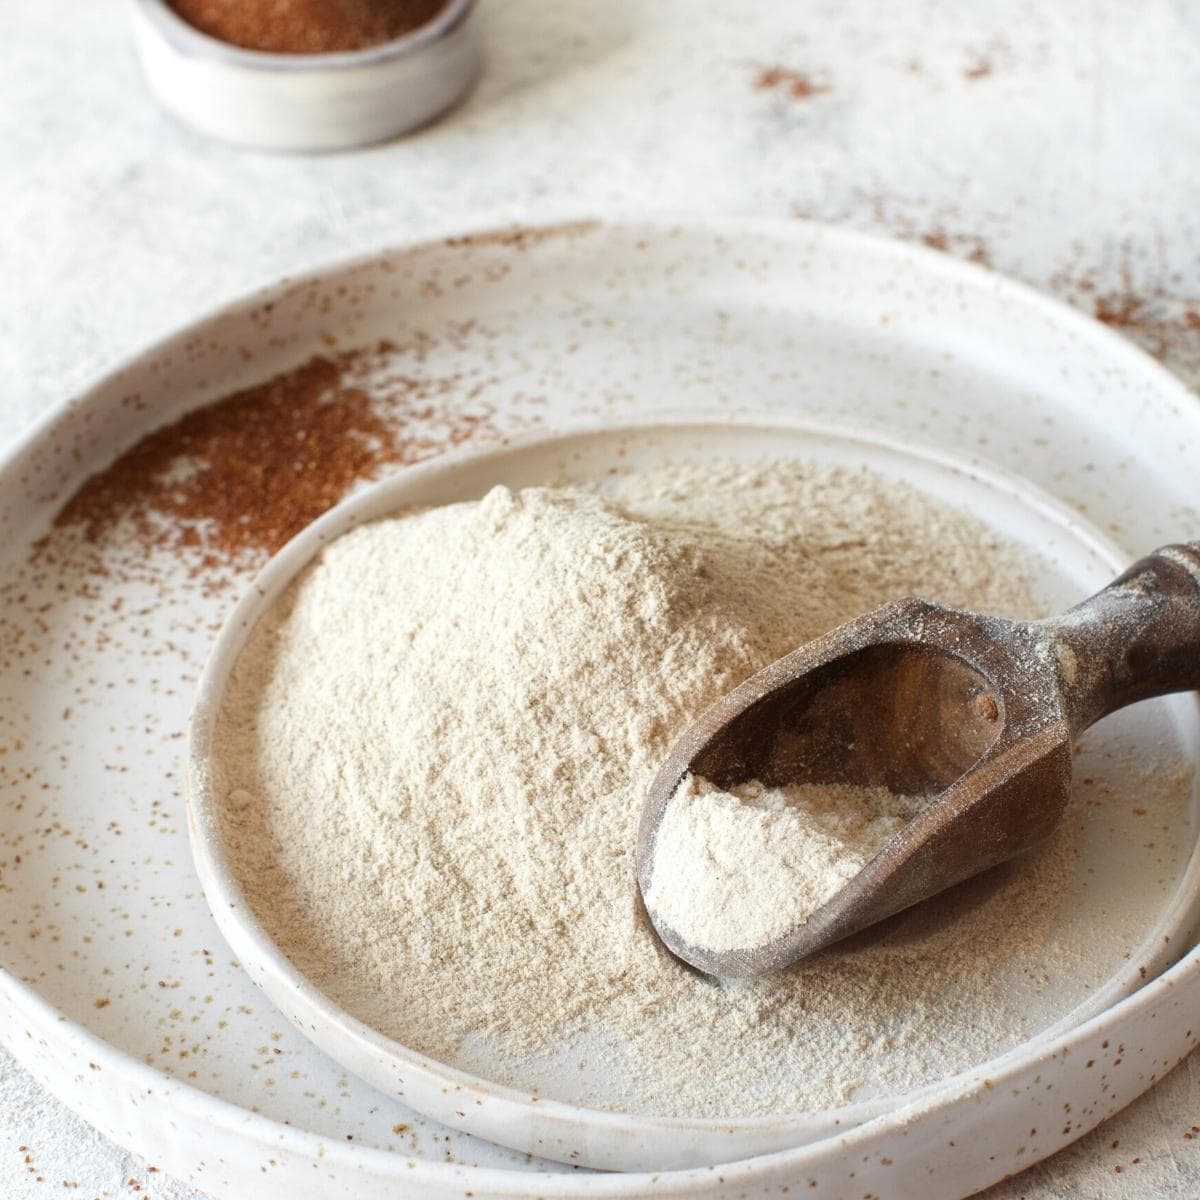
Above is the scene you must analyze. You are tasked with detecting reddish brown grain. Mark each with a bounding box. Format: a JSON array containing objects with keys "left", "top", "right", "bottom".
[
  {"left": 167, "top": 0, "right": 447, "bottom": 54},
  {"left": 53, "top": 351, "right": 471, "bottom": 567}
]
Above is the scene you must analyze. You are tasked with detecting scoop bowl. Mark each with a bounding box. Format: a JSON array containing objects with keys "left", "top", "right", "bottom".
[{"left": 638, "top": 544, "right": 1200, "bottom": 979}]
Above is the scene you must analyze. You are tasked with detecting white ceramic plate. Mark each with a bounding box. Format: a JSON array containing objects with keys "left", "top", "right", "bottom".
[
  {"left": 188, "top": 416, "right": 1200, "bottom": 1171},
  {"left": 1, "top": 218, "right": 1199, "bottom": 1198}
]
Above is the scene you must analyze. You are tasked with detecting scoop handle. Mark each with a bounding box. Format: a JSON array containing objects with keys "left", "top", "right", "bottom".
[{"left": 1042, "top": 542, "right": 1200, "bottom": 734}]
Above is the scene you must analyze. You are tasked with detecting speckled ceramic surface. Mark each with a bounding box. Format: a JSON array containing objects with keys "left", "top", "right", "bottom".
[{"left": 1, "top": 219, "right": 1199, "bottom": 1197}]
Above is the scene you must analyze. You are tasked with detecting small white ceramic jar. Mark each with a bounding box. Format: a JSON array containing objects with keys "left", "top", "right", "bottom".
[{"left": 129, "top": 0, "right": 481, "bottom": 153}]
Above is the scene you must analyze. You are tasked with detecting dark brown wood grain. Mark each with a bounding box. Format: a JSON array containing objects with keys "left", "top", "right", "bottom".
[{"left": 638, "top": 543, "right": 1200, "bottom": 980}]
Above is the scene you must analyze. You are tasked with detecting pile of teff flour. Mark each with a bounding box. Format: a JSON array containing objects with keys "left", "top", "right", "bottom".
[
  {"left": 645, "top": 775, "right": 925, "bottom": 955},
  {"left": 211, "top": 459, "right": 1089, "bottom": 1118}
]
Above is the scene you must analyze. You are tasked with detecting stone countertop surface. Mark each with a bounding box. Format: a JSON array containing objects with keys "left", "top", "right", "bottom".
[{"left": 2, "top": 1, "right": 1199, "bottom": 1196}]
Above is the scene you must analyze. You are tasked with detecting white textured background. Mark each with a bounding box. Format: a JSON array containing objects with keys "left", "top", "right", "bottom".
[{"left": 2, "top": 0, "right": 1200, "bottom": 1195}]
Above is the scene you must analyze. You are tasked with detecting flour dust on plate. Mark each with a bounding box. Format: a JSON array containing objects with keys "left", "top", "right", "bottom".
[{"left": 202, "top": 448, "right": 1192, "bottom": 1122}]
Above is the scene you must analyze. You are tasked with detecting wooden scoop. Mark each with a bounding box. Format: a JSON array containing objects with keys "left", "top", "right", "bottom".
[{"left": 637, "top": 542, "right": 1200, "bottom": 980}]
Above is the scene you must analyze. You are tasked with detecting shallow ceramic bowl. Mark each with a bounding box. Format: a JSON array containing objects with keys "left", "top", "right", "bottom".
[
  {"left": 186, "top": 415, "right": 1200, "bottom": 1172},
  {"left": 129, "top": 0, "right": 480, "bottom": 151}
]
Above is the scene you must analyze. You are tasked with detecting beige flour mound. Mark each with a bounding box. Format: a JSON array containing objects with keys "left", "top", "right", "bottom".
[
  {"left": 645, "top": 775, "right": 922, "bottom": 953},
  {"left": 212, "top": 459, "right": 1088, "bottom": 1118}
]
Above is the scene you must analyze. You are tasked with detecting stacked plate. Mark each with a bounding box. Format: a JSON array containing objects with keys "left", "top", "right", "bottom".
[{"left": 2, "top": 220, "right": 1198, "bottom": 1198}]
